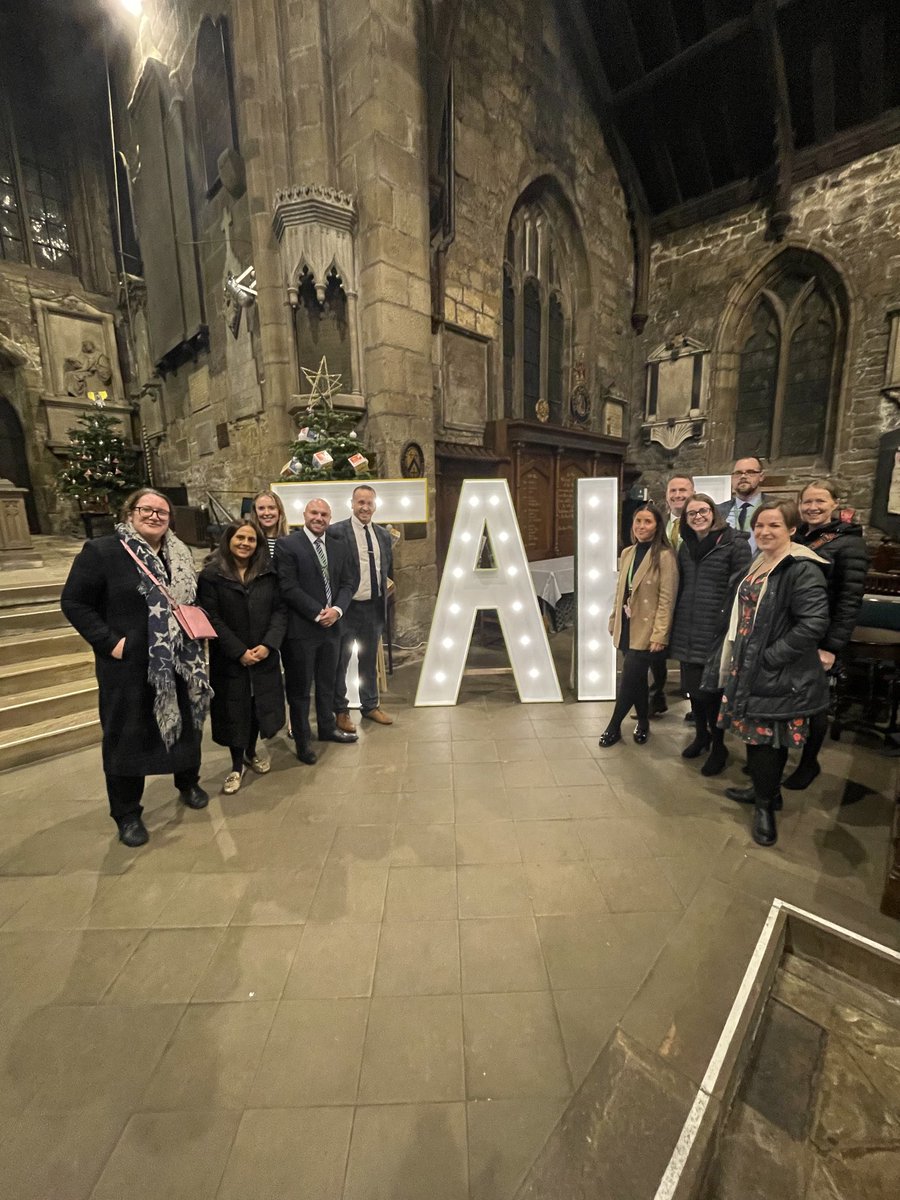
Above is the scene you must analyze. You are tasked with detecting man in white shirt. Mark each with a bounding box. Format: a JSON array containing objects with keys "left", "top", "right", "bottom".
[
  {"left": 330, "top": 485, "right": 395, "bottom": 730},
  {"left": 717, "top": 457, "right": 772, "bottom": 554}
]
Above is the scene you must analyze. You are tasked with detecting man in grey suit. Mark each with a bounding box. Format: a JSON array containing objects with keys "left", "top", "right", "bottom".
[
  {"left": 717, "top": 456, "right": 773, "bottom": 554},
  {"left": 331, "top": 484, "right": 395, "bottom": 730}
]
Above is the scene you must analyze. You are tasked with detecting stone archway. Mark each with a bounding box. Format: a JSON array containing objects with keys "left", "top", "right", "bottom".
[{"left": 0, "top": 395, "right": 38, "bottom": 533}]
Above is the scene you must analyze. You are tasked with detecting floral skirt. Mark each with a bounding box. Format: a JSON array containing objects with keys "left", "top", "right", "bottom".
[{"left": 718, "top": 696, "right": 809, "bottom": 749}]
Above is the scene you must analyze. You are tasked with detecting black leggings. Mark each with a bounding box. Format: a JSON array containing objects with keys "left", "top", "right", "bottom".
[
  {"left": 608, "top": 649, "right": 651, "bottom": 730},
  {"left": 682, "top": 663, "right": 724, "bottom": 744},
  {"left": 747, "top": 743, "right": 788, "bottom": 804},
  {"left": 799, "top": 712, "right": 828, "bottom": 765},
  {"left": 229, "top": 714, "right": 259, "bottom": 773}
]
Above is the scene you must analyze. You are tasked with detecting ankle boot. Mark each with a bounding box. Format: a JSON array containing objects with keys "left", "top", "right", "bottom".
[
  {"left": 681, "top": 732, "right": 711, "bottom": 759},
  {"left": 725, "top": 785, "right": 782, "bottom": 811},
  {"left": 752, "top": 801, "right": 778, "bottom": 847},
  {"left": 701, "top": 740, "right": 729, "bottom": 776},
  {"left": 782, "top": 757, "right": 821, "bottom": 791}
]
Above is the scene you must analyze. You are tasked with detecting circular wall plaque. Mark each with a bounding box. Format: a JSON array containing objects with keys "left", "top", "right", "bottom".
[{"left": 400, "top": 441, "right": 425, "bottom": 478}]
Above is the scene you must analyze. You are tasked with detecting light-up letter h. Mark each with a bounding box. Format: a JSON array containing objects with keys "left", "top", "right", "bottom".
[{"left": 415, "top": 480, "right": 562, "bottom": 706}]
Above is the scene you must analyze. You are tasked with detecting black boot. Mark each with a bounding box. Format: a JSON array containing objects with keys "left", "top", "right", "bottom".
[
  {"left": 725, "top": 785, "right": 782, "bottom": 811},
  {"left": 701, "top": 739, "right": 729, "bottom": 776},
  {"left": 752, "top": 801, "right": 778, "bottom": 847},
  {"left": 782, "top": 757, "right": 821, "bottom": 791},
  {"left": 681, "top": 732, "right": 711, "bottom": 759}
]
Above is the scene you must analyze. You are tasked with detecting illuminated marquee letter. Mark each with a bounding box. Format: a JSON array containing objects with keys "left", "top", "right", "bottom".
[
  {"left": 415, "top": 480, "right": 562, "bottom": 706},
  {"left": 575, "top": 476, "right": 619, "bottom": 700}
]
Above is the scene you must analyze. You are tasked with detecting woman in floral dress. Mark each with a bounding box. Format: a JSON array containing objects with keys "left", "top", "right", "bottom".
[{"left": 715, "top": 499, "right": 830, "bottom": 846}]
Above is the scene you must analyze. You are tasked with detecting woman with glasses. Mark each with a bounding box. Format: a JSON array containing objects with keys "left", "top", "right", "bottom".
[
  {"left": 668, "top": 494, "right": 751, "bottom": 775},
  {"left": 61, "top": 489, "right": 212, "bottom": 847},
  {"left": 784, "top": 479, "right": 868, "bottom": 790},
  {"left": 598, "top": 504, "right": 677, "bottom": 748},
  {"left": 198, "top": 521, "right": 286, "bottom": 795}
]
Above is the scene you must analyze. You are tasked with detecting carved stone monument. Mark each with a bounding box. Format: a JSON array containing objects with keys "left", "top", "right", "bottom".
[{"left": 642, "top": 334, "right": 709, "bottom": 453}]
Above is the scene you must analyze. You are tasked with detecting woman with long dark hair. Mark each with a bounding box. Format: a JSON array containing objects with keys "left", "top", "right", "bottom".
[
  {"left": 718, "top": 499, "right": 831, "bottom": 846},
  {"left": 669, "top": 494, "right": 751, "bottom": 775},
  {"left": 598, "top": 504, "right": 678, "bottom": 748},
  {"left": 61, "top": 488, "right": 211, "bottom": 847},
  {"left": 197, "top": 521, "right": 286, "bottom": 794},
  {"left": 784, "top": 479, "right": 868, "bottom": 789},
  {"left": 251, "top": 490, "right": 289, "bottom": 558}
]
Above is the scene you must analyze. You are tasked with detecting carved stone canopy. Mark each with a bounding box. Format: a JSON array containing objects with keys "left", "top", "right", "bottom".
[{"left": 272, "top": 184, "right": 358, "bottom": 305}]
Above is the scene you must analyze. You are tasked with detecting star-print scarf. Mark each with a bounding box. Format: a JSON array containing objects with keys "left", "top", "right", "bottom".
[{"left": 117, "top": 521, "right": 211, "bottom": 748}]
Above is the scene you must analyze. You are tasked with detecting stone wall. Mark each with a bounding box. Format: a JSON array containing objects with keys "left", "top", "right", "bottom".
[{"left": 631, "top": 147, "right": 900, "bottom": 521}]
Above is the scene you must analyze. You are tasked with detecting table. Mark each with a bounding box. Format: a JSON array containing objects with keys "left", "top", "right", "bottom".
[{"left": 528, "top": 556, "right": 574, "bottom": 609}]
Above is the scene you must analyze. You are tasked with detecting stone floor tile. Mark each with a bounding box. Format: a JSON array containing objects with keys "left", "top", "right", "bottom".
[
  {"left": 553, "top": 989, "right": 625, "bottom": 1087},
  {"left": 506, "top": 787, "right": 571, "bottom": 820},
  {"left": 247, "top": 998, "right": 368, "bottom": 1106},
  {"left": 216, "top": 1107, "right": 353, "bottom": 1200},
  {"left": 88, "top": 1109, "right": 241, "bottom": 1200},
  {"left": 350, "top": 763, "right": 405, "bottom": 794},
  {"left": 0, "top": 877, "right": 39, "bottom": 926},
  {"left": 574, "top": 817, "right": 654, "bottom": 860},
  {"left": 338, "top": 794, "right": 402, "bottom": 826},
  {"left": 283, "top": 920, "right": 380, "bottom": 998},
  {"left": 307, "top": 863, "right": 390, "bottom": 922},
  {"left": 454, "top": 790, "right": 513, "bottom": 822},
  {"left": 457, "top": 864, "right": 532, "bottom": 917},
  {"left": 358, "top": 738, "right": 409, "bottom": 765},
  {"left": 467, "top": 1097, "right": 565, "bottom": 1200},
  {"left": 0, "top": 874, "right": 101, "bottom": 930},
  {"left": 407, "top": 740, "right": 453, "bottom": 763},
  {"left": 459, "top": 917, "right": 549, "bottom": 993},
  {"left": 343, "top": 1103, "right": 468, "bottom": 1200},
  {"left": 656, "top": 853, "right": 714, "bottom": 906},
  {"left": 139, "top": 1000, "right": 277, "bottom": 1110},
  {"left": 191, "top": 827, "right": 334, "bottom": 873},
  {"left": 373, "top": 919, "right": 460, "bottom": 995},
  {"left": 403, "top": 763, "right": 453, "bottom": 791},
  {"left": 192, "top": 925, "right": 302, "bottom": 1002},
  {"left": 535, "top": 915, "right": 620, "bottom": 990},
  {"left": 495, "top": 738, "right": 546, "bottom": 763},
  {"left": 537, "top": 737, "right": 592, "bottom": 760},
  {"left": 515, "top": 820, "right": 585, "bottom": 863},
  {"left": 358, "top": 993, "right": 465, "bottom": 1103},
  {"left": 0, "top": 1105, "right": 127, "bottom": 1200},
  {"left": 228, "top": 869, "right": 321, "bottom": 925},
  {"left": 591, "top": 858, "right": 684, "bottom": 913},
  {"left": 453, "top": 761, "right": 506, "bottom": 792},
  {"left": 396, "top": 791, "right": 455, "bottom": 824},
  {"left": 85, "top": 874, "right": 190, "bottom": 928},
  {"left": 326, "top": 824, "right": 395, "bottom": 866},
  {"left": 152, "top": 874, "right": 247, "bottom": 927},
  {"left": 51, "top": 929, "right": 145, "bottom": 1004},
  {"left": 451, "top": 739, "right": 500, "bottom": 763},
  {"left": 456, "top": 822, "right": 522, "bottom": 865},
  {"left": 524, "top": 862, "right": 609, "bottom": 916},
  {"left": 501, "top": 760, "right": 557, "bottom": 789},
  {"left": 548, "top": 759, "right": 604, "bottom": 786},
  {"left": 392, "top": 823, "right": 457, "bottom": 866},
  {"left": 463, "top": 992, "right": 571, "bottom": 1099},
  {"left": 103, "top": 927, "right": 224, "bottom": 1004},
  {"left": 385, "top": 865, "right": 458, "bottom": 920}
]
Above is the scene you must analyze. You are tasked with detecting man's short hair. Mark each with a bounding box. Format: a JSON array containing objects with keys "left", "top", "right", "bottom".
[
  {"left": 352, "top": 484, "right": 377, "bottom": 498},
  {"left": 732, "top": 455, "right": 764, "bottom": 471},
  {"left": 666, "top": 473, "right": 694, "bottom": 486}
]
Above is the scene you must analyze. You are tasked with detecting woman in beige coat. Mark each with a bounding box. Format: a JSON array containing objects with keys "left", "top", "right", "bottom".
[{"left": 599, "top": 503, "right": 678, "bottom": 747}]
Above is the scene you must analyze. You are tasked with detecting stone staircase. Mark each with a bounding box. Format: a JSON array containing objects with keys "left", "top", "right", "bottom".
[{"left": 0, "top": 578, "right": 100, "bottom": 771}]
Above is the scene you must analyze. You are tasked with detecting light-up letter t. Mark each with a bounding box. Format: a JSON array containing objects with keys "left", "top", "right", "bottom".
[
  {"left": 415, "top": 480, "right": 562, "bottom": 706},
  {"left": 575, "top": 476, "right": 619, "bottom": 700}
]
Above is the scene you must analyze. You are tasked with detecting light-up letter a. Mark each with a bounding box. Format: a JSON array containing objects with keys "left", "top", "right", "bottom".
[{"left": 415, "top": 480, "right": 563, "bottom": 706}]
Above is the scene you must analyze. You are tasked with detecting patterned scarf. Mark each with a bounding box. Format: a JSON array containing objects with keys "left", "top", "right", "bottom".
[{"left": 117, "top": 521, "right": 211, "bottom": 749}]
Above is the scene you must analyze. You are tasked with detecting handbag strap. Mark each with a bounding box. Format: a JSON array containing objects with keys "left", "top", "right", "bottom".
[{"left": 121, "top": 539, "right": 177, "bottom": 607}]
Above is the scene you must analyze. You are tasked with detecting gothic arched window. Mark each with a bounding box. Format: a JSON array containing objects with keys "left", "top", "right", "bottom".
[
  {"left": 733, "top": 256, "right": 845, "bottom": 464},
  {"left": 193, "top": 17, "right": 238, "bottom": 198}
]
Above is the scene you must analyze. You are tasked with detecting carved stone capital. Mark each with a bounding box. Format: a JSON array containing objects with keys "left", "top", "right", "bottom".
[
  {"left": 272, "top": 185, "right": 358, "bottom": 303},
  {"left": 642, "top": 417, "right": 705, "bottom": 454}
]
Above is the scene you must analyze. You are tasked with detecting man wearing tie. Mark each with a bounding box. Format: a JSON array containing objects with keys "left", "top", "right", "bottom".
[
  {"left": 650, "top": 473, "right": 694, "bottom": 716},
  {"left": 331, "top": 484, "right": 395, "bottom": 731},
  {"left": 718, "top": 457, "right": 772, "bottom": 554},
  {"left": 275, "top": 497, "right": 358, "bottom": 764}
]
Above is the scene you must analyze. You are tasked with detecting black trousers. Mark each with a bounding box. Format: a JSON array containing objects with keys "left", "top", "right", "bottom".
[
  {"left": 105, "top": 766, "right": 200, "bottom": 825},
  {"left": 747, "top": 744, "right": 788, "bottom": 805},
  {"left": 682, "top": 662, "right": 724, "bottom": 743},
  {"left": 230, "top": 714, "right": 259, "bottom": 773},
  {"left": 608, "top": 649, "right": 652, "bottom": 730},
  {"left": 649, "top": 651, "right": 667, "bottom": 705},
  {"left": 282, "top": 634, "right": 339, "bottom": 748},
  {"left": 797, "top": 711, "right": 829, "bottom": 765},
  {"left": 334, "top": 598, "right": 385, "bottom": 715}
]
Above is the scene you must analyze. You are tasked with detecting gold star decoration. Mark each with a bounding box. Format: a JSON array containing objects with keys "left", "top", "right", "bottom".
[{"left": 298, "top": 356, "right": 343, "bottom": 412}]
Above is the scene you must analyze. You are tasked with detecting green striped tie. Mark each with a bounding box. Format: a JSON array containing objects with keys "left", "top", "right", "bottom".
[{"left": 314, "top": 537, "right": 332, "bottom": 606}]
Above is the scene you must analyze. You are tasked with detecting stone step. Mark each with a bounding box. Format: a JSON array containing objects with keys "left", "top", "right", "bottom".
[
  {"left": 0, "top": 628, "right": 84, "bottom": 667},
  {"left": 0, "top": 604, "right": 67, "bottom": 634},
  {"left": 0, "top": 580, "right": 65, "bottom": 609},
  {"left": 0, "top": 679, "right": 99, "bottom": 733},
  {"left": 0, "top": 709, "right": 101, "bottom": 773},
  {"left": 0, "top": 652, "right": 95, "bottom": 698}
]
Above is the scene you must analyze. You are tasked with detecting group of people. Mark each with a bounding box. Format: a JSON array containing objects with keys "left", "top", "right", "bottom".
[
  {"left": 599, "top": 457, "right": 869, "bottom": 847},
  {"left": 61, "top": 484, "right": 393, "bottom": 847}
]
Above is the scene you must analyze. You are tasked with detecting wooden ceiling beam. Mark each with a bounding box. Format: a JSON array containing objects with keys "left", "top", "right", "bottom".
[
  {"left": 752, "top": 0, "right": 795, "bottom": 240},
  {"left": 610, "top": 15, "right": 750, "bottom": 106}
]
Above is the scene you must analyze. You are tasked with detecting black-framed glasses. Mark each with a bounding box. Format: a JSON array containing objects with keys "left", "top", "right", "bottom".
[
  {"left": 732, "top": 469, "right": 761, "bottom": 477},
  {"left": 685, "top": 508, "right": 713, "bottom": 519},
  {"left": 133, "top": 505, "right": 170, "bottom": 520}
]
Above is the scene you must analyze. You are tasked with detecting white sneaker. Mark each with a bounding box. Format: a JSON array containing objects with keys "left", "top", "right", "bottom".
[
  {"left": 222, "top": 770, "right": 243, "bottom": 794},
  {"left": 244, "top": 753, "right": 271, "bottom": 774}
]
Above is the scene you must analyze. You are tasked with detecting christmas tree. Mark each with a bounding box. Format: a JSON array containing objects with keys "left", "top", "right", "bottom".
[
  {"left": 56, "top": 396, "right": 142, "bottom": 510},
  {"left": 280, "top": 356, "right": 375, "bottom": 481}
]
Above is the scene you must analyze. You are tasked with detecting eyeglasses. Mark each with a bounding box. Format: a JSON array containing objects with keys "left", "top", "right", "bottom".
[
  {"left": 132, "top": 505, "right": 170, "bottom": 521},
  {"left": 732, "top": 470, "right": 761, "bottom": 477},
  {"left": 685, "top": 509, "right": 712, "bottom": 519}
]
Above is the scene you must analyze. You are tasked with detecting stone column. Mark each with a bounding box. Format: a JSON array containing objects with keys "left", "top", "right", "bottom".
[{"left": 328, "top": 0, "right": 438, "bottom": 639}]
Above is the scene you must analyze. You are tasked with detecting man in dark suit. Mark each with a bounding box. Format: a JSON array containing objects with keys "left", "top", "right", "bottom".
[
  {"left": 330, "top": 484, "right": 395, "bottom": 731},
  {"left": 717, "top": 456, "right": 773, "bottom": 555},
  {"left": 274, "top": 497, "right": 359, "bottom": 764}
]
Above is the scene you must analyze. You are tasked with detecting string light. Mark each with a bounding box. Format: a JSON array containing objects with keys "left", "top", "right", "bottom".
[{"left": 575, "top": 477, "right": 618, "bottom": 700}]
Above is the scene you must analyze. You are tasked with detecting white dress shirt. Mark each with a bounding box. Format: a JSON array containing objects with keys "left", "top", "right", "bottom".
[{"left": 350, "top": 514, "right": 382, "bottom": 602}]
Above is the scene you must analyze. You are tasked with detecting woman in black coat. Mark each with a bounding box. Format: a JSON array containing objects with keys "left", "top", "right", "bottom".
[
  {"left": 669, "top": 494, "right": 751, "bottom": 776},
  {"left": 783, "top": 479, "right": 869, "bottom": 790},
  {"left": 197, "top": 521, "right": 287, "bottom": 794},
  {"left": 717, "top": 500, "right": 831, "bottom": 847},
  {"left": 61, "top": 489, "right": 212, "bottom": 847}
]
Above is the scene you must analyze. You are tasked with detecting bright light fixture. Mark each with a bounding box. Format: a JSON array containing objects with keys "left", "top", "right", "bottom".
[{"left": 575, "top": 476, "right": 618, "bottom": 700}]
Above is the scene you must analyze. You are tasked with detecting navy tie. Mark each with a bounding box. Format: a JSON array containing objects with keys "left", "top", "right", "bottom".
[
  {"left": 365, "top": 525, "right": 379, "bottom": 599},
  {"left": 314, "top": 538, "right": 332, "bottom": 606},
  {"left": 739, "top": 502, "right": 751, "bottom": 532}
]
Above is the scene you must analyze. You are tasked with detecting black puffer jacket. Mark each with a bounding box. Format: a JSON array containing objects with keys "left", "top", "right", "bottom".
[
  {"left": 715, "top": 546, "right": 831, "bottom": 722},
  {"left": 794, "top": 520, "right": 868, "bottom": 656},
  {"left": 669, "top": 527, "right": 752, "bottom": 664}
]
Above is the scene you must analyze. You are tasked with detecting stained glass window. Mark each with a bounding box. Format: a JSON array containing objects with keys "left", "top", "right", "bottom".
[{"left": 735, "top": 301, "right": 778, "bottom": 459}]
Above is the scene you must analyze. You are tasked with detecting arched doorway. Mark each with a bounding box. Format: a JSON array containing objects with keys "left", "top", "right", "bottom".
[{"left": 0, "top": 396, "right": 38, "bottom": 532}]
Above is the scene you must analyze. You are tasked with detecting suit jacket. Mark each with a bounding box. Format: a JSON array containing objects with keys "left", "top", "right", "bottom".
[
  {"left": 329, "top": 518, "right": 393, "bottom": 606},
  {"left": 608, "top": 544, "right": 678, "bottom": 651},
  {"left": 274, "top": 529, "right": 357, "bottom": 640},
  {"left": 716, "top": 493, "right": 775, "bottom": 530}
]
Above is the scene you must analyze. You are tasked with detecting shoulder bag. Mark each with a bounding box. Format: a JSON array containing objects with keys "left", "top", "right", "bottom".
[{"left": 121, "top": 541, "right": 218, "bottom": 641}]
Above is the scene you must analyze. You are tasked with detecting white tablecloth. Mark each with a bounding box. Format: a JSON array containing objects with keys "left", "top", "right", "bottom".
[{"left": 528, "top": 556, "right": 575, "bottom": 608}]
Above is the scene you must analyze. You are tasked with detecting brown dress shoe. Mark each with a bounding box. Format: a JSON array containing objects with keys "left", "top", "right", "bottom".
[
  {"left": 363, "top": 708, "right": 393, "bottom": 725},
  {"left": 336, "top": 711, "right": 357, "bottom": 734}
]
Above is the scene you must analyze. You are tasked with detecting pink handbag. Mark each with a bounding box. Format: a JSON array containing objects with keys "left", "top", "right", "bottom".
[{"left": 121, "top": 541, "right": 218, "bottom": 641}]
